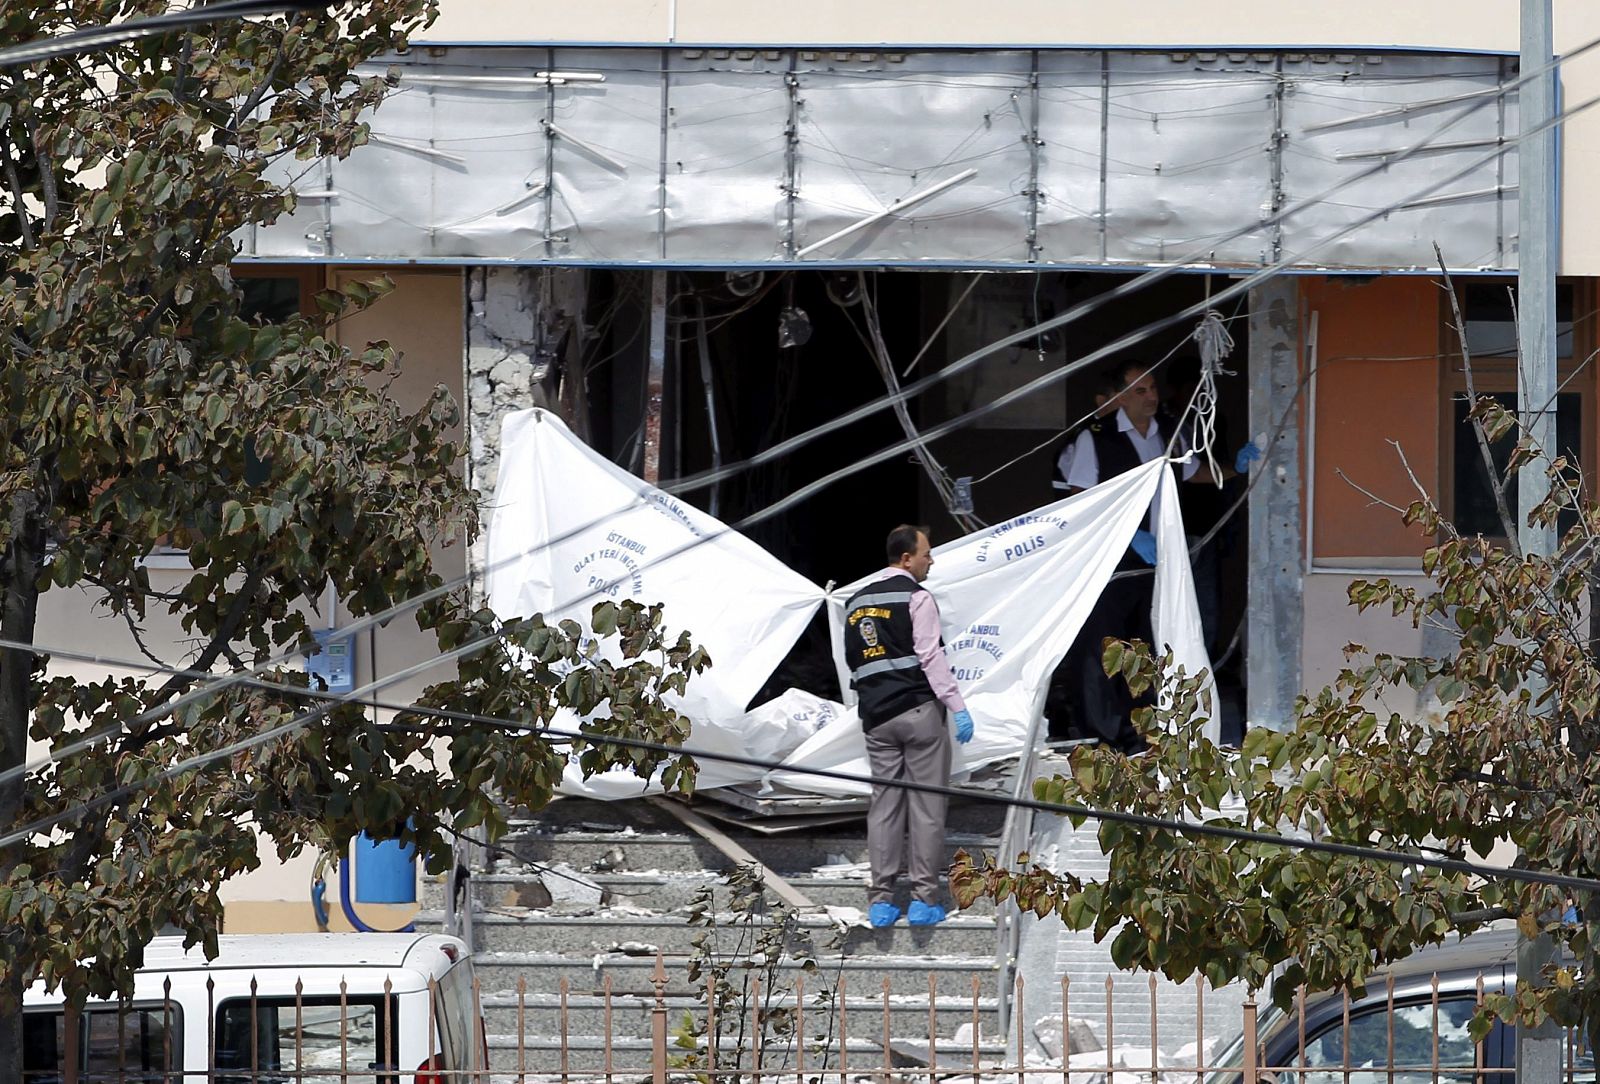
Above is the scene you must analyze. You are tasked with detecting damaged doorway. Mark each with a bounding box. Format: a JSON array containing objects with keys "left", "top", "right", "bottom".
[{"left": 578, "top": 268, "right": 1251, "bottom": 740}]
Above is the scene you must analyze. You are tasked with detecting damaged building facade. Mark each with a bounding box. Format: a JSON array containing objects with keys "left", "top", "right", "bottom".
[
  {"left": 221, "top": 0, "right": 1600, "bottom": 1058},
  {"left": 36, "top": 0, "right": 1600, "bottom": 1066},
  {"left": 244, "top": 10, "right": 1600, "bottom": 734}
]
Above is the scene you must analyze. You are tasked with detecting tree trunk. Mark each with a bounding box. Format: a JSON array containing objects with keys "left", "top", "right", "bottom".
[{"left": 0, "top": 502, "right": 46, "bottom": 1084}]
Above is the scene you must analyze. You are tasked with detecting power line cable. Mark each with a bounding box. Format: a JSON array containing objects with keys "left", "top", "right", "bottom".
[
  {"left": 7, "top": 37, "right": 1597, "bottom": 796},
  {"left": 6, "top": 634, "right": 1598, "bottom": 897},
  {"left": 0, "top": 1, "right": 330, "bottom": 70}
]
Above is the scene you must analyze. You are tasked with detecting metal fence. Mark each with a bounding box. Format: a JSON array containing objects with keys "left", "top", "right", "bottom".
[{"left": 24, "top": 953, "right": 1597, "bottom": 1084}]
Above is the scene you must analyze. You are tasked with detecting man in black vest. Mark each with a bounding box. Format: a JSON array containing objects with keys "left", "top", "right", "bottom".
[
  {"left": 842, "top": 525, "right": 974, "bottom": 928},
  {"left": 1061, "top": 359, "right": 1257, "bottom": 751},
  {"left": 1051, "top": 376, "right": 1118, "bottom": 494}
]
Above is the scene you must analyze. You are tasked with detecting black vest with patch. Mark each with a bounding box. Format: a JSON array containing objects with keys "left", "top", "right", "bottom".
[
  {"left": 842, "top": 576, "right": 938, "bottom": 730},
  {"left": 1088, "top": 412, "right": 1178, "bottom": 547}
]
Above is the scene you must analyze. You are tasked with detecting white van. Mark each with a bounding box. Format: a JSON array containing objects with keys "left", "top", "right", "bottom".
[{"left": 23, "top": 933, "right": 484, "bottom": 1084}]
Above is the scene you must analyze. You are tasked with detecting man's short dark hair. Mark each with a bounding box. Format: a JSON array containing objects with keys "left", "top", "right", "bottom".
[
  {"left": 886, "top": 524, "right": 929, "bottom": 564},
  {"left": 1113, "top": 358, "right": 1155, "bottom": 388}
]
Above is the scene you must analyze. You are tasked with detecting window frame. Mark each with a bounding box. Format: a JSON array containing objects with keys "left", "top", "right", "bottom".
[
  {"left": 212, "top": 992, "right": 400, "bottom": 1084},
  {"left": 1275, "top": 992, "right": 1489, "bottom": 1082},
  {"left": 23, "top": 1002, "right": 184, "bottom": 1084},
  {"left": 141, "top": 264, "right": 326, "bottom": 568},
  {"left": 1437, "top": 277, "right": 1597, "bottom": 541},
  {"left": 232, "top": 264, "right": 323, "bottom": 323}
]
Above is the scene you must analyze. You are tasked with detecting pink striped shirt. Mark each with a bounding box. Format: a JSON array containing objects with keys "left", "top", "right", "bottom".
[{"left": 873, "top": 567, "right": 968, "bottom": 715}]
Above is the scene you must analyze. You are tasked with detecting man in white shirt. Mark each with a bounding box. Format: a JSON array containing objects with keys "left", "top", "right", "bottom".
[
  {"left": 1062, "top": 359, "right": 1255, "bottom": 751},
  {"left": 1051, "top": 377, "right": 1117, "bottom": 493}
]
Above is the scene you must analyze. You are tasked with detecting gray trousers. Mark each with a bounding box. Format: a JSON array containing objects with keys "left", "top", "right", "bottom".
[{"left": 863, "top": 699, "right": 953, "bottom": 905}]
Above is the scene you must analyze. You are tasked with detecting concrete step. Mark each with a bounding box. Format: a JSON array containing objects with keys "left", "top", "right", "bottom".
[
  {"left": 501, "top": 829, "right": 1001, "bottom": 876},
  {"left": 422, "top": 910, "right": 998, "bottom": 957},
  {"left": 423, "top": 869, "right": 998, "bottom": 916},
  {"left": 484, "top": 1032, "right": 1007, "bottom": 1074},
  {"left": 508, "top": 795, "right": 1010, "bottom": 838},
  {"left": 477, "top": 990, "right": 1001, "bottom": 1039},
  {"left": 471, "top": 951, "right": 999, "bottom": 999}
]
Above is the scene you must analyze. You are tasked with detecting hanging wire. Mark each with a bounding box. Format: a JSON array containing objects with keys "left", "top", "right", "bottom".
[
  {"left": 842, "top": 271, "right": 982, "bottom": 532},
  {"left": 660, "top": 44, "right": 1600, "bottom": 500}
]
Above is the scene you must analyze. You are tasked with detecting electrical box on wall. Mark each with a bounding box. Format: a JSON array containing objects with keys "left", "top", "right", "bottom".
[{"left": 305, "top": 629, "right": 355, "bottom": 694}]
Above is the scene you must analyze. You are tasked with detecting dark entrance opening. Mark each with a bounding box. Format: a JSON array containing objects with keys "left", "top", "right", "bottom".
[{"left": 582, "top": 268, "right": 1251, "bottom": 739}]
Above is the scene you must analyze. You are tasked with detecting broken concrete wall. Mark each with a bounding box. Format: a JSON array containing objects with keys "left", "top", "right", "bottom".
[{"left": 464, "top": 266, "right": 590, "bottom": 596}]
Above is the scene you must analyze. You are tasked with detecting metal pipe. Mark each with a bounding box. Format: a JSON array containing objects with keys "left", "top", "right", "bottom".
[
  {"left": 1097, "top": 51, "right": 1110, "bottom": 262},
  {"left": 1334, "top": 137, "right": 1503, "bottom": 161},
  {"left": 394, "top": 71, "right": 606, "bottom": 85},
  {"left": 1299, "top": 82, "right": 1508, "bottom": 133},
  {"left": 1024, "top": 52, "right": 1041, "bottom": 262},
  {"left": 642, "top": 270, "right": 668, "bottom": 482},
  {"left": 1394, "top": 184, "right": 1516, "bottom": 210},
  {"left": 1516, "top": 5, "right": 1562, "bottom": 1084},
  {"left": 694, "top": 299, "right": 722, "bottom": 517},
  {"left": 542, "top": 47, "right": 558, "bottom": 255},
  {"left": 543, "top": 121, "right": 629, "bottom": 172},
  {"left": 367, "top": 133, "right": 468, "bottom": 165},
  {"left": 1302, "top": 310, "right": 1319, "bottom": 573},
  {"left": 795, "top": 169, "right": 977, "bottom": 258}
]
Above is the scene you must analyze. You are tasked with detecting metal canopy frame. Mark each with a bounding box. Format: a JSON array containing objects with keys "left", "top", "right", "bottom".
[{"left": 249, "top": 47, "right": 1519, "bottom": 272}]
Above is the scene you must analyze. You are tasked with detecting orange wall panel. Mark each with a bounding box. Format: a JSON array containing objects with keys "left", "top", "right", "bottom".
[{"left": 1305, "top": 277, "right": 1439, "bottom": 560}]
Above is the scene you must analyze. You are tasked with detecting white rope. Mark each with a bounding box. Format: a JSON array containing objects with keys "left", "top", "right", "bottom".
[{"left": 1187, "top": 309, "right": 1236, "bottom": 487}]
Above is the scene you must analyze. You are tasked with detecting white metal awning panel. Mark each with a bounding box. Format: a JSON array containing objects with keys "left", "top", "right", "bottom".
[
  {"left": 1279, "top": 53, "right": 1518, "bottom": 270},
  {"left": 785, "top": 51, "right": 1034, "bottom": 262},
  {"left": 544, "top": 47, "right": 665, "bottom": 262},
  {"left": 1101, "top": 53, "right": 1276, "bottom": 266},
  {"left": 663, "top": 52, "right": 792, "bottom": 261},
  {"left": 1031, "top": 51, "right": 1107, "bottom": 265},
  {"left": 249, "top": 46, "right": 1521, "bottom": 271}
]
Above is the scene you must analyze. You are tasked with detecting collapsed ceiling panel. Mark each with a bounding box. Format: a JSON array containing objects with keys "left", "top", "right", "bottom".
[{"left": 249, "top": 46, "right": 1520, "bottom": 271}]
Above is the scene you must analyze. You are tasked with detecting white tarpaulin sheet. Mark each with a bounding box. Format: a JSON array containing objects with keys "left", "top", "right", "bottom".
[
  {"left": 766, "top": 458, "right": 1216, "bottom": 797},
  {"left": 485, "top": 409, "right": 1213, "bottom": 800},
  {"left": 485, "top": 409, "right": 828, "bottom": 795}
]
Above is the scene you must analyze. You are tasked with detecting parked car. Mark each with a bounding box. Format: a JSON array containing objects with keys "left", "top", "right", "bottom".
[
  {"left": 23, "top": 932, "right": 483, "bottom": 1084},
  {"left": 1206, "top": 926, "right": 1591, "bottom": 1082}
]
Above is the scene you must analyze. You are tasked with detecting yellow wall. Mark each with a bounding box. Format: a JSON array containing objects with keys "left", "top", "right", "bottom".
[{"left": 29, "top": 267, "right": 466, "bottom": 924}]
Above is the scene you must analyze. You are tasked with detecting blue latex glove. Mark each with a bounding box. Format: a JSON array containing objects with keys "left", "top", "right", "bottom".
[
  {"left": 1234, "top": 440, "right": 1262, "bottom": 473},
  {"left": 1130, "top": 529, "right": 1157, "bottom": 566},
  {"left": 953, "top": 709, "right": 974, "bottom": 744}
]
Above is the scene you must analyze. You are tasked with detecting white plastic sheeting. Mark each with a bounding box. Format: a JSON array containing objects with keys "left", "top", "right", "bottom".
[
  {"left": 769, "top": 458, "right": 1214, "bottom": 797},
  {"left": 484, "top": 409, "right": 1211, "bottom": 799},
  {"left": 250, "top": 48, "right": 1516, "bottom": 271},
  {"left": 486, "top": 409, "right": 826, "bottom": 796}
]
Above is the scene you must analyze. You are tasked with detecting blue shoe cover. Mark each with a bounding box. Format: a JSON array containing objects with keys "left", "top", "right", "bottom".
[
  {"left": 907, "top": 900, "right": 947, "bottom": 926},
  {"left": 868, "top": 901, "right": 901, "bottom": 928}
]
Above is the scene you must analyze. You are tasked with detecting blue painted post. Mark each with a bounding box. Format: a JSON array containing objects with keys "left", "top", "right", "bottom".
[{"left": 353, "top": 831, "right": 417, "bottom": 904}]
